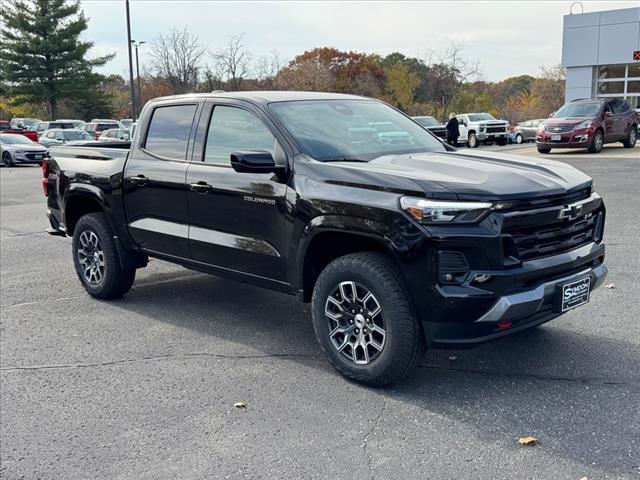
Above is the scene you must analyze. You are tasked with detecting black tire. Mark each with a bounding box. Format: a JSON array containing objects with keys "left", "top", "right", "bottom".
[
  {"left": 467, "top": 132, "right": 478, "bottom": 148},
  {"left": 497, "top": 138, "right": 508, "bottom": 146},
  {"left": 311, "top": 252, "right": 424, "bottom": 386},
  {"left": 2, "top": 151, "right": 13, "bottom": 167},
  {"left": 588, "top": 129, "right": 604, "bottom": 154},
  {"left": 622, "top": 125, "right": 637, "bottom": 148},
  {"left": 515, "top": 133, "right": 523, "bottom": 144},
  {"left": 537, "top": 146, "right": 551, "bottom": 154},
  {"left": 72, "top": 213, "right": 136, "bottom": 299}
]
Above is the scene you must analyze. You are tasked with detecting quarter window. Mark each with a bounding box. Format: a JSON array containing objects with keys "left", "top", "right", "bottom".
[
  {"left": 204, "top": 106, "right": 277, "bottom": 164},
  {"left": 145, "top": 104, "right": 197, "bottom": 160}
]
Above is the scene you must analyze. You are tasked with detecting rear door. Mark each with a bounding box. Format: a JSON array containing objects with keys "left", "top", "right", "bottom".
[
  {"left": 124, "top": 101, "right": 201, "bottom": 258},
  {"left": 611, "top": 99, "right": 632, "bottom": 139},
  {"left": 185, "top": 100, "right": 292, "bottom": 285}
]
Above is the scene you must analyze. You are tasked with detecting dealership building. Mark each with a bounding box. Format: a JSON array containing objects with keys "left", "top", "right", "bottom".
[{"left": 562, "top": 6, "right": 640, "bottom": 109}]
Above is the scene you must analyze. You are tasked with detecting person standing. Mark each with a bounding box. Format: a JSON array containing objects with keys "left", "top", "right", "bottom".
[{"left": 445, "top": 113, "right": 460, "bottom": 146}]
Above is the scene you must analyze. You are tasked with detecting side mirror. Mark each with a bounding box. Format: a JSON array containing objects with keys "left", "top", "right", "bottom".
[{"left": 231, "top": 151, "right": 284, "bottom": 174}]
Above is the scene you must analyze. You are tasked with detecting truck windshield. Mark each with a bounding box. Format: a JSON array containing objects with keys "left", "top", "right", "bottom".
[
  {"left": 269, "top": 99, "right": 445, "bottom": 161},
  {"left": 467, "top": 113, "right": 496, "bottom": 122}
]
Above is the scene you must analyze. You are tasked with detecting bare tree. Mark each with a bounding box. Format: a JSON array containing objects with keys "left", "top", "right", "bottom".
[
  {"left": 212, "top": 34, "right": 252, "bottom": 91},
  {"left": 422, "top": 42, "right": 482, "bottom": 121},
  {"left": 149, "top": 27, "right": 205, "bottom": 94},
  {"left": 255, "top": 50, "right": 284, "bottom": 90}
]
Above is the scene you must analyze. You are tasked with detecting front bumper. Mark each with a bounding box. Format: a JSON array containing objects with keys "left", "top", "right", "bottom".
[
  {"left": 421, "top": 241, "right": 607, "bottom": 348},
  {"left": 477, "top": 131, "right": 508, "bottom": 141},
  {"left": 536, "top": 128, "right": 592, "bottom": 148},
  {"left": 8, "top": 151, "right": 47, "bottom": 164}
]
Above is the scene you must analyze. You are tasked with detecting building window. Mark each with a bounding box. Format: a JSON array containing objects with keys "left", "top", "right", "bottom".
[
  {"left": 629, "top": 64, "right": 640, "bottom": 79},
  {"left": 598, "top": 81, "right": 625, "bottom": 95},
  {"left": 628, "top": 81, "right": 640, "bottom": 94},
  {"left": 597, "top": 65, "right": 626, "bottom": 79}
]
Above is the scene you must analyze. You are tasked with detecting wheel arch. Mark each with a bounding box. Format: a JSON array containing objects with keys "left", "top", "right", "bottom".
[{"left": 297, "top": 216, "right": 397, "bottom": 302}]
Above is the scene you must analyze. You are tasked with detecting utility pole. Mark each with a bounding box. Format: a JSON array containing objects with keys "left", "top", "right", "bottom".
[
  {"left": 125, "top": 0, "right": 136, "bottom": 119},
  {"left": 131, "top": 40, "right": 146, "bottom": 116}
]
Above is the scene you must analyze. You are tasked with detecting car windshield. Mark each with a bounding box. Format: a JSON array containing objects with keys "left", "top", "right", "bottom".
[
  {"left": 414, "top": 116, "right": 440, "bottom": 127},
  {"left": 468, "top": 113, "right": 496, "bottom": 122},
  {"left": 63, "top": 130, "right": 92, "bottom": 140},
  {"left": 0, "top": 134, "right": 33, "bottom": 145},
  {"left": 553, "top": 103, "right": 602, "bottom": 118},
  {"left": 269, "top": 99, "right": 444, "bottom": 161}
]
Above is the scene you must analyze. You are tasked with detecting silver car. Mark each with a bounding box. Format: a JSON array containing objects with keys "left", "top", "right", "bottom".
[
  {"left": 38, "top": 128, "right": 95, "bottom": 148},
  {"left": 1, "top": 133, "right": 48, "bottom": 167},
  {"left": 98, "top": 128, "right": 131, "bottom": 142},
  {"left": 511, "top": 119, "right": 545, "bottom": 144}
]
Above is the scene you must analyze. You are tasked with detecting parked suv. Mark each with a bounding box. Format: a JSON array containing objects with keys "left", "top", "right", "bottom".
[
  {"left": 456, "top": 113, "right": 510, "bottom": 148},
  {"left": 84, "top": 121, "right": 120, "bottom": 140},
  {"left": 537, "top": 98, "right": 638, "bottom": 154},
  {"left": 45, "top": 92, "right": 608, "bottom": 386}
]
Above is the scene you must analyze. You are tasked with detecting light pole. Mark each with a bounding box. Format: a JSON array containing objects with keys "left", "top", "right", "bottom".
[
  {"left": 125, "top": 0, "right": 136, "bottom": 119},
  {"left": 131, "top": 40, "right": 146, "bottom": 117}
]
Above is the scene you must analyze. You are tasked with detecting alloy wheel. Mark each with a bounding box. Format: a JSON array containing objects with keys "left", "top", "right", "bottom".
[
  {"left": 594, "top": 132, "right": 603, "bottom": 151},
  {"left": 77, "top": 230, "right": 105, "bottom": 285},
  {"left": 324, "top": 281, "right": 386, "bottom": 365}
]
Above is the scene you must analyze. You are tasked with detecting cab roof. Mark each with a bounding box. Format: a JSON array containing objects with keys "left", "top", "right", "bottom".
[{"left": 150, "top": 90, "right": 367, "bottom": 105}]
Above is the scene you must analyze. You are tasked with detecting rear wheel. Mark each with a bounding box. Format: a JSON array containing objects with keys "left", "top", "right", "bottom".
[
  {"left": 2, "top": 152, "right": 13, "bottom": 167},
  {"left": 467, "top": 132, "right": 478, "bottom": 148},
  {"left": 537, "top": 146, "right": 551, "bottom": 154},
  {"left": 311, "top": 252, "right": 424, "bottom": 386},
  {"left": 588, "top": 130, "right": 604, "bottom": 153},
  {"left": 515, "top": 133, "right": 524, "bottom": 144},
  {"left": 622, "top": 125, "right": 637, "bottom": 148},
  {"left": 72, "top": 213, "right": 136, "bottom": 299}
]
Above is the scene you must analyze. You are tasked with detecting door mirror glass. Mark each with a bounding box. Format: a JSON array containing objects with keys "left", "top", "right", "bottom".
[{"left": 231, "top": 151, "right": 282, "bottom": 173}]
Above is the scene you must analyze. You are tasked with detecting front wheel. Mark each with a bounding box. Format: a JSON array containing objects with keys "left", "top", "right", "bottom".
[
  {"left": 467, "top": 132, "right": 478, "bottom": 148},
  {"left": 72, "top": 213, "right": 136, "bottom": 299},
  {"left": 588, "top": 130, "right": 604, "bottom": 153},
  {"left": 537, "top": 146, "right": 551, "bottom": 154},
  {"left": 2, "top": 152, "right": 13, "bottom": 167},
  {"left": 311, "top": 252, "right": 424, "bottom": 386},
  {"left": 515, "top": 133, "right": 523, "bottom": 144},
  {"left": 622, "top": 126, "right": 637, "bottom": 148}
]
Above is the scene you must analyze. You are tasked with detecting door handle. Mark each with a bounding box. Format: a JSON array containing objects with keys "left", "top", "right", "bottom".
[
  {"left": 130, "top": 174, "right": 148, "bottom": 186},
  {"left": 190, "top": 181, "right": 213, "bottom": 193}
]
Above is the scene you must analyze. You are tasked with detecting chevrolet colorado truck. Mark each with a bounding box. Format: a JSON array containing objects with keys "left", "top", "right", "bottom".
[{"left": 44, "top": 92, "right": 608, "bottom": 386}]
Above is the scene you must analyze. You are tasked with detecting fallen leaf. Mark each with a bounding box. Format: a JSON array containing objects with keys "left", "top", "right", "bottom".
[
  {"left": 605, "top": 283, "right": 616, "bottom": 289},
  {"left": 518, "top": 436, "right": 537, "bottom": 446},
  {"left": 233, "top": 402, "right": 246, "bottom": 409}
]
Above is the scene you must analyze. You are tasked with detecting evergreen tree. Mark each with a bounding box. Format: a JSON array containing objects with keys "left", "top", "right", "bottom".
[{"left": 0, "top": 0, "right": 113, "bottom": 119}]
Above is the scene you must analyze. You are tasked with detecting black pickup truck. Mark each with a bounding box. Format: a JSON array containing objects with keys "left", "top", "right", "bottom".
[{"left": 44, "top": 91, "right": 608, "bottom": 386}]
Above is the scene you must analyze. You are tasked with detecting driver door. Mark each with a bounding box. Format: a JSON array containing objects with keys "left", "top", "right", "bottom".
[{"left": 457, "top": 115, "right": 469, "bottom": 141}]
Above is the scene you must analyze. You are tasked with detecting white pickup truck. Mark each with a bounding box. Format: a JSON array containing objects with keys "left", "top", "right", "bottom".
[{"left": 456, "top": 113, "right": 510, "bottom": 148}]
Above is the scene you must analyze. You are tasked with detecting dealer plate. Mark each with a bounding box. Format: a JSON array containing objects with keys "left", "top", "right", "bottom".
[
  {"left": 34, "top": 155, "right": 42, "bottom": 159},
  {"left": 561, "top": 277, "right": 591, "bottom": 312},
  {"left": 551, "top": 134, "right": 562, "bottom": 141}
]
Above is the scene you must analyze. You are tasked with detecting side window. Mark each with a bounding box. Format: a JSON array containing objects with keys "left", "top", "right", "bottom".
[
  {"left": 204, "top": 106, "right": 277, "bottom": 164},
  {"left": 145, "top": 104, "right": 197, "bottom": 160},
  {"left": 612, "top": 99, "right": 629, "bottom": 114}
]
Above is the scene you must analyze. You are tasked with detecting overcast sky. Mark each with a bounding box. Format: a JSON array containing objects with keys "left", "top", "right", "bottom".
[{"left": 81, "top": 0, "right": 638, "bottom": 82}]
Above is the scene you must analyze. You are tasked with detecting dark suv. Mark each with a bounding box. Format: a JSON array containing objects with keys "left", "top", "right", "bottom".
[{"left": 537, "top": 98, "right": 638, "bottom": 154}]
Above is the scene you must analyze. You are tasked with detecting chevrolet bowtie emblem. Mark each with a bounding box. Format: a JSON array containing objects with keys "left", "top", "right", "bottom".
[{"left": 558, "top": 203, "right": 583, "bottom": 220}]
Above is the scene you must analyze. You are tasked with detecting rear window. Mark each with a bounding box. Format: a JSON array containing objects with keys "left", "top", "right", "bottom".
[
  {"left": 96, "top": 123, "right": 118, "bottom": 132},
  {"left": 50, "top": 122, "right": 75, "bottom": 129},
  {"left": 145, "top": 104, "right": 197, "bottom": 160}
]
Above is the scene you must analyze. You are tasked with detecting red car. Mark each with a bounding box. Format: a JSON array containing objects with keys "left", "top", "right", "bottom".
[
  {"left": 0, "top": 120, "right": 39, "bottom": 142},
  {"left": 536, "top": 98, "right": 638, "bottom": 154}
]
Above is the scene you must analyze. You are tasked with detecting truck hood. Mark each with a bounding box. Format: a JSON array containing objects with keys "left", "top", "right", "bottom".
[{"left": 302, "top": 150, "right": 592, "bottom": 201}]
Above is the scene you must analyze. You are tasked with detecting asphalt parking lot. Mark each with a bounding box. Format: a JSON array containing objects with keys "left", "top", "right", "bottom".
[{"left": 1, "top": 145, "right": 639, "bottom": 479}]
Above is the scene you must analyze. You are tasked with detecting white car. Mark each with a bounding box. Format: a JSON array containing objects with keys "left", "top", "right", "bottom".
[
  {"left": 0, "top": 133, "right": 48, "bottom": 167},
  {"left": 456, "top": 113, "right": 510, "bottom": 148},
  {"left": 98, "top": 128, "right": 131, "bottom": 142}
]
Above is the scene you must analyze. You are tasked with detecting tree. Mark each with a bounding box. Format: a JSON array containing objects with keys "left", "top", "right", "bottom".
[
  {"left": 149, "top": 27, "right": 205, "bottom": 94},
  {"left": 0, "top": 0, "right": 114, "bottom": 119},
  {"left": 255, "top": 51, "right": 284, "bottom": 90},
  {"left": 385, "top": 63, "right": 420, "bottom": 112},
  {"left": 212, "top": 34, "right": 252, "bottom": 91}
]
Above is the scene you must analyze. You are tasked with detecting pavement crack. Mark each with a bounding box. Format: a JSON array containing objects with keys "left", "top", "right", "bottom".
[
  {"left": 362, "top": 399, "right": 387, "bottom": 480},
  {"left": 0, "top": 352, "right": 319, "bottom": 373},
  {"left": 0, "top": 231, "right": 45, "bottom": 239},
  {"left": 418, "top": 363, "right": 634, "bottom": 387}
]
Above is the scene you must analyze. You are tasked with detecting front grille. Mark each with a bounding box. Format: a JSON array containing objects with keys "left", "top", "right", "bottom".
[
  {"left": 505, "top": 212, "right": 600, "bottom": 261},
  {"left": 486, "top": 126, "right": 506, "bottom": 133},
  {"left": 25, "top": 152, "right": 45, "bottom": 160},
  {"left": 546, "top": 125, "right": 574, "bottom": 133}
]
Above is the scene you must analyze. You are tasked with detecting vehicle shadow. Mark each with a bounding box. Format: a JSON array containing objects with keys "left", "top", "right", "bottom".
[{"left": 113, "top": 270, "right": 639, "bottom": 476}]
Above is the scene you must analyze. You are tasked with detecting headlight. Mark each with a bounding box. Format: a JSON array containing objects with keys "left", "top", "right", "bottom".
[
  {"left": 574, "top": 120, "right": 593, "bottom": 130},
  {"left": 13, "top": 150, "right": 24, "bottom": 154},
  {"left": 479, "top": 126, "right": 486, "bottom": 132},
  {"left": 400, "top": 197, "right": 510, "bottom": 224}
]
